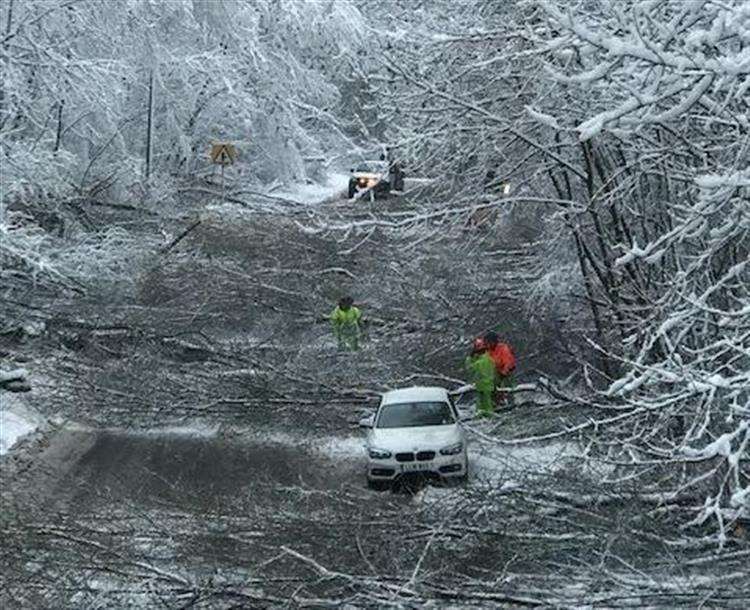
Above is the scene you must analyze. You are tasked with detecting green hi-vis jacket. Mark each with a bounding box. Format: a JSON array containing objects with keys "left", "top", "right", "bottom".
[
  {"left": 465, "top": 352, "right": 496, "bottom": 393},
  {"left": 330, "top": 306, "right": 362, "bottom": 333}
]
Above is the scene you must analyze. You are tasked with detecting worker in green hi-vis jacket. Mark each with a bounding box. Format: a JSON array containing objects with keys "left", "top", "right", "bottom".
[
  {"left": 465, "top": 337, "right": 496, "bottom": 417},
  {"left": 330, "top": 296, "right": 362, "bottom": 351}
]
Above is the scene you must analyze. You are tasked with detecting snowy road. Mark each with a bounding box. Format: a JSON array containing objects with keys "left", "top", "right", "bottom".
[
  {"left": 3, "top": 420, "right": 576, "bottom": 553},
  {"left": 1, "top": 177, "right": 593, "bottom": 607},
  {"left": 16, "top": 427, "right": 365, "bottom": 513},
  {"left": 6, "top": 421, "right": 578, "bottom": 520},
  {"left": 2, "top": 424, "right": 478, "bottom": 604}
]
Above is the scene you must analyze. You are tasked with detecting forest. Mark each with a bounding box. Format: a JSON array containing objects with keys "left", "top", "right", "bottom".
[{"left": 1, "top": 0, "right": 748, "bottom": 607}]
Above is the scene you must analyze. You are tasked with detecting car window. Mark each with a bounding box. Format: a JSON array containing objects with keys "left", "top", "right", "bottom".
[{"left": 376, "top": 401, "right": 456, "bottom": 428}]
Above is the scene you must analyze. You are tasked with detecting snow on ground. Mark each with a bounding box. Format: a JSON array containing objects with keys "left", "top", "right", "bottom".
[
  {"left": 470, "top": 437, "right": 578, "bottom": 480},
  {"left": 42, "top": 417, "right": 581, "bottom": 480},
  {"left": 63, "top": 424, "right": 223, "bottom": 438},
  {"left": 248, "top": 428, "right": 580, "bottom": 476},
  {"left": 0, "top": 393, "right": 43, "bottom": 455},
  {"left": 317, "top": 436, "right": 365, "bottom": 459},
  {"left": 203, "top": 171, "right": 348, "bottom": 222},
  {"left": 315, "top": 434, "right": 366, "bottom": 459},
  {"left": 0, "top": 368, "right": 29, "bottom": 383},
  {"left": 269, "top": 172, "right": 348, "bottom": 204},
  {"left": 65, "top": 424, "right": 368, "bottom": 460},
  {"left": 240, "top": 429, "right": 366, "bottom": 460}
]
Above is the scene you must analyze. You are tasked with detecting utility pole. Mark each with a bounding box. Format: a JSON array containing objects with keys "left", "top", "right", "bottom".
[
  {"left": 54, "top": 100, "right": 64, "bottom": 152},
  {"left": 145, "top": 68, "right": 154, "bottom": 182}
]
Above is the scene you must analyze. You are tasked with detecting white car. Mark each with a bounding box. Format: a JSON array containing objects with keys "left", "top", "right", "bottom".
[{"left": 360, "top": 386, "right": 468, "bottom": 490}]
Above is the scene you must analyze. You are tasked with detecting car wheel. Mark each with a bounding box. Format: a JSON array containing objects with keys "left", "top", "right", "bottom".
[
  {"left": 455, "top": 462, "right": 469, "bottom": 485},
  {"left": 443, "top": 473, "right": 468, "bottom": 487},
  {"left": 367, "top": 479, "right": 390, "bottom": 491},
  {"left": 348, "top": 183, "right": 356, "bottom": 198}
]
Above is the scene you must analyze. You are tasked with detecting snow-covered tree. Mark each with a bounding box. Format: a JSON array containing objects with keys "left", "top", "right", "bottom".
[
  {"left": 372, "top": 0, "right": 749, "bottom": 538},
  {"left": 536, "top": 0, "right": 749, "bottom": 540},
  {"left": 1, "top": 0, "right": 371, "bottom": 290}
]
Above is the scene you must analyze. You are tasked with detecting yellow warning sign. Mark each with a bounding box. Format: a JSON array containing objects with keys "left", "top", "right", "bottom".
[{"left": 210, "top": 142, "right": 237, "bottom": 165}]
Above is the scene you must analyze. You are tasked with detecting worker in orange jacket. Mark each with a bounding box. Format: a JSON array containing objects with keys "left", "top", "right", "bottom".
[{"left": 483, "top": 331, "right": 516, "bottom": 406}]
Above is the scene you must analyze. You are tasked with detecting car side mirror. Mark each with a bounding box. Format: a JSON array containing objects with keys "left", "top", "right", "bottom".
[
  {"left": 359, "top": 414, "right": 374, "bottom": 428},
  {"left": 456, "top": 406, "right": 473, "bottom": 422},
  {"left": 350, "top": 168, "right": 354, "bottom": 173}
]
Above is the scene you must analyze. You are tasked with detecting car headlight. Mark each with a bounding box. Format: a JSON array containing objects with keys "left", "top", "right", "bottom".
[
  {"left": 439, "top": 442, "right": 463, "bottom": 456},
  {"left": 368, "top": 447, "right": 392, "bottom": 459},
  {"left": 367, "top": 178, "right": 377, "bottom": 187}
]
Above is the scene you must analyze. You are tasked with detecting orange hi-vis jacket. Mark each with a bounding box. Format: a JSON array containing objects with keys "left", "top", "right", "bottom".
[{"left": 487, "top": 343, "right": 516, "bottom": 376}]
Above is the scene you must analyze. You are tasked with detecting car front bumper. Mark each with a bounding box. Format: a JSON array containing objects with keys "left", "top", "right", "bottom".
[
  {"left": 352, "top": 180, "right": 390, "bottom": 195},
  {"left": 367, "top": 451, "right": 467, "bottom": 482}
]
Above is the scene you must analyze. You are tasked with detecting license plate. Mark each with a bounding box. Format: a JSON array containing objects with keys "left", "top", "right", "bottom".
[{"left": 401, "top": 463, "right": 430, "bottom": 473}]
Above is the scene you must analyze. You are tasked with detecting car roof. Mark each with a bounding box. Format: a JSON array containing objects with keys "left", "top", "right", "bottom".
[{"left": 381, "top": 386, "right": 449, "bottom": 405}]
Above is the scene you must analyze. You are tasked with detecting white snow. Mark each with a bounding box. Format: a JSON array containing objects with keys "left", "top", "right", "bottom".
[
  {"left": 683, "top": 422, "right": 748, "bottom": 460},
  {"left": 705, "top": 374, "right": 731, "bottom": 388},
  {"left": 730, "top": 487, "right": 749, "bottom": 511},
  {"left": 235, "top": 428, "right": 581, "bottom": 475},
  {"left": 144, "top": 425, "right": 220, "bottom": 437},
  {"left": 269, "top": 172, "right": 348, "bottom": 204},
  {"left": 614, "top": 239, "right": 666, "bottom": 267},
  {"left": 251, "top": 431, "right": 366, "bottom": 460},
  {"left": 22, "top": 321, "right": 45, "bottom": 337},
  {"left": 701, "top": 433, "right": 734, "bottom": 458},
  {"left": 695, "top": 170, "right": 750, "bottom": 189},
  {"left": 524, "top": 105, "right": 561, "bottom": 129},
  {"left": 0, "top": 393, "right": 42, "bottom": 455},
  {"left": 315, "top": 435, "right": 366, "bottom": 459},
  {"left": 470, "top": 437, "right": 578, "bottom": 480},
  {"left": 64, "top": 423, "right": 222, "bottom": 438},
  {"left": 218, "top": 428, "right": 366, "bottom": 459},
  {"left": 607, "top": 370, "right": 652, "bottom": 396},
  {"left": 0, "top": 368, "right": 28, "bottom": 383}
]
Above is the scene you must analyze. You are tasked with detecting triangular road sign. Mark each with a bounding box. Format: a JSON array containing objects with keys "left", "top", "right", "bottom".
[{"left": 210, "top": 143, "right": 237, "bottom": 165}]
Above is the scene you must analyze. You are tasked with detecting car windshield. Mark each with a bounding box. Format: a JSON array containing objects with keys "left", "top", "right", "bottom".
[
  {"left": 356, "top": 161, "right": 387, "bottom": 173},
  {"left": 376, "top": 401, "right": 455, "bottom": 428}
]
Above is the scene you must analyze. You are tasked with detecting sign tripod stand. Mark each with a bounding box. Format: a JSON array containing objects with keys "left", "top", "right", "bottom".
[{"left": 210, "top": 142, "right": 238, "bottom": 203}]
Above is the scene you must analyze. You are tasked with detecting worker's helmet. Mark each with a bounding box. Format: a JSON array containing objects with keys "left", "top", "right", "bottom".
[{"left": 483, "top": 331, "right": 499, "bottom": 346}]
